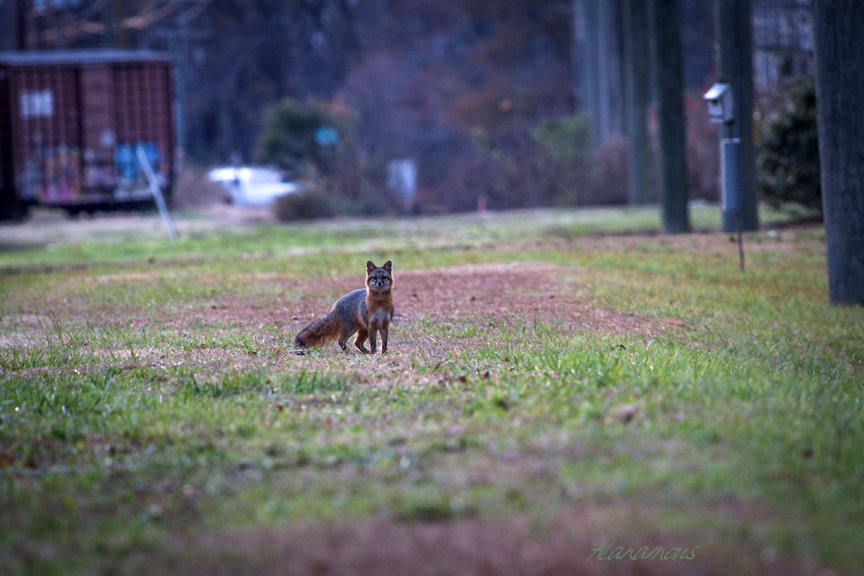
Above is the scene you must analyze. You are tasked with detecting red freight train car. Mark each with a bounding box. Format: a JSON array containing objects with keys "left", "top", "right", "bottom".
[{"left": 0, "top": 50, "right": 174, "bottom": 220}]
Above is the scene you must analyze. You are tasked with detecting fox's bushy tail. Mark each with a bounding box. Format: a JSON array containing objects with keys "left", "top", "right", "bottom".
[{"left": 294, "top": 313, "right": 340, "bottom": 349}]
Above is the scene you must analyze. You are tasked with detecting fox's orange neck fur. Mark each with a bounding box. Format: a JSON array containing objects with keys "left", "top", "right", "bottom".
[{"left": 365, "top": 278, "right": 393, "bottom": 312}]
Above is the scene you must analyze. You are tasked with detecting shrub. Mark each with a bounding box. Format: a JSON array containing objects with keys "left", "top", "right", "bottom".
[
  {"left": 273, "top": 190, "right": 336, "bottom": 222},
  {"left": 257, "top": 98, "right": 401, "bottom": 218},
  {"left": 585, "top": 134, "right": 629, "bottom": 206},
  {"left": 757, "top": 75, "right": 821, "bottom": 213},
  {"left": 256, "top": 99, "right": 351, "bottom": 181},
  {"left": 173, "top": 168, "right": 226, "bottom": 208},
  {"left": 531, "top": 113, "right": 594, "bottom": 206},
  {"left": 438, "top": 132, "right": 551, "bottom": 213},
  {"left": 532, "top": 114, "right": 593, "bottom": 167}
]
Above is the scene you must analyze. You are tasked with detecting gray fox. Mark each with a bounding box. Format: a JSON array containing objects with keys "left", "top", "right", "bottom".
[{"left": 294, "top": 260, "right": 395, "bottom": 353}]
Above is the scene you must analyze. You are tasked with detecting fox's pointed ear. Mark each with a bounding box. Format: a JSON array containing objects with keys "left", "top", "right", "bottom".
[
  {"left": 366, "top": 260, "right": 376, "bottom": 273},
  {"left": 383, "top": 260, "right": 392, "bottom": 272}
]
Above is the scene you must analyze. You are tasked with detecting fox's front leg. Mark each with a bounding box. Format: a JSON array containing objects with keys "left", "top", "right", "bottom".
[
  {"left": 381, "top": 320, "right": 389, "bottom": 354},
  {"left": 368, "top": 325, "right": 378, "bottom": 354},
  {"left": 354, "top": 329, "right": 370, "bottom": 354}
]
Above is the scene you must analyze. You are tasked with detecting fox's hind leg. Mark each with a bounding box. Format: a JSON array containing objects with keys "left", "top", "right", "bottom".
[
  {"left": 337, "top": 327, "right": 357, "bottom": 352},
  {"left": 354, "top": 329, "right": 370, "bottom": 354}
]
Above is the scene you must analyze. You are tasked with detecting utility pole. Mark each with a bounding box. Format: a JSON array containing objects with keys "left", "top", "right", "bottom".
[
  {"left": 114, "top": 0, "right": 126, "bottom": 48},
  {"left": 154, "top": 0, "right": 213, "bottom": 167},
  {"left": 622, "top": 0, "right": 651, "bottom": 205},
  {"left": 176, "top": 2, "right": 192, "bottom": 168},
  {"left": 716, "top": 0, "right": 758, "bottom": 232},
  {"left": 652, "top": 0, "right": 691, "bottom": 233},
  {"left": 36, "top": 3, "right": 48, "bottom": 50},
  {"left": 53, "top": 1, "right": 66, "bottom": 49},
  {"left": 103, "top": 0, "right": 114, "bottom": 48}
]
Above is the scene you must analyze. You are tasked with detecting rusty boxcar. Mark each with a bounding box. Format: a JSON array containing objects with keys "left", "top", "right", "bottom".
[{"left": 0, "top": 50, "right": 174, "bottom": 220}]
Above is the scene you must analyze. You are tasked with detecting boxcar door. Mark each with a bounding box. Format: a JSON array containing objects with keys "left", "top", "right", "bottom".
[{"left": 80, "top": 66, "right": 117, "bottom": 203}]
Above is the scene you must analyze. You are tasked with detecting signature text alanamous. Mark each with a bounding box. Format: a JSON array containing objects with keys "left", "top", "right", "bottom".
[{"left": 588, "top": 541, "right": 699, "bottom": 561}]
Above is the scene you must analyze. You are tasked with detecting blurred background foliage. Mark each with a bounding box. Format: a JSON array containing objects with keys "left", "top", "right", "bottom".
[
  {"left": 757, "top": 75, "right": 821, "bottom": 214},
  {"left": 3, "top": 0, "right": 818, "bottom": 217}
]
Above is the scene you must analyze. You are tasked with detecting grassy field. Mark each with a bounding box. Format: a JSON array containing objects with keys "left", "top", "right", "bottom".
[{"left": 1, "top": 205, "right": 861, "bottom": 575}]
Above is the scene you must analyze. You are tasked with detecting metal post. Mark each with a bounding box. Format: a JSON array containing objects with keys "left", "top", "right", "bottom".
[
  {"left": 137, "top": 145, "right": 178, "bottom": 241},
  {"left": 735, "top": 214, "right": 744, "bottom": 272},
  {"left": 721, "top": 137, "right": 744, "bottom": 271}
]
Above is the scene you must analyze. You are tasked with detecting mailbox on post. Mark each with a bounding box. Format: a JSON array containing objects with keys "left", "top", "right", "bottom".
[{"left": 703, "top": 82, "right": 745, "bottom": 271}]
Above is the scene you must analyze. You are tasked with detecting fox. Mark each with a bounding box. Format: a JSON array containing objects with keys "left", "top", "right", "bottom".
[{"left": 294, "top": 260, "right": 395, "bottom": 354}]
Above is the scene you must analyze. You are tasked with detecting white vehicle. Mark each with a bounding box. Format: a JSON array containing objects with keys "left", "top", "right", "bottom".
[{"left": 207, "top": 166, "right": 296, "bottom": 208}]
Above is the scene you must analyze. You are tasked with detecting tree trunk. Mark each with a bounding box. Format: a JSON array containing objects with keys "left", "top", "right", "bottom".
[
  {"left": 582, "top": 0, "right": 601, "bottom": 142},
  {"left": 582, "top": 0, "right": 623, "bottom": 146},
  {"left": 571, "top": 0, "right": 585, "bottom": 113},
  {"left": 813, "top": 0, "right": 864, "bottom": 305},
  {"left": 596, "top": 0, "right": 614, "bottom": 142},
  {"left": 622, "top": 0, "right": 651, "bottom": 206},
  {"left": 715, "top": 0, "right": 758, "bottom": 232},
  {"left": 652, "top": 0, "right": 690, "bottom": 233}
]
